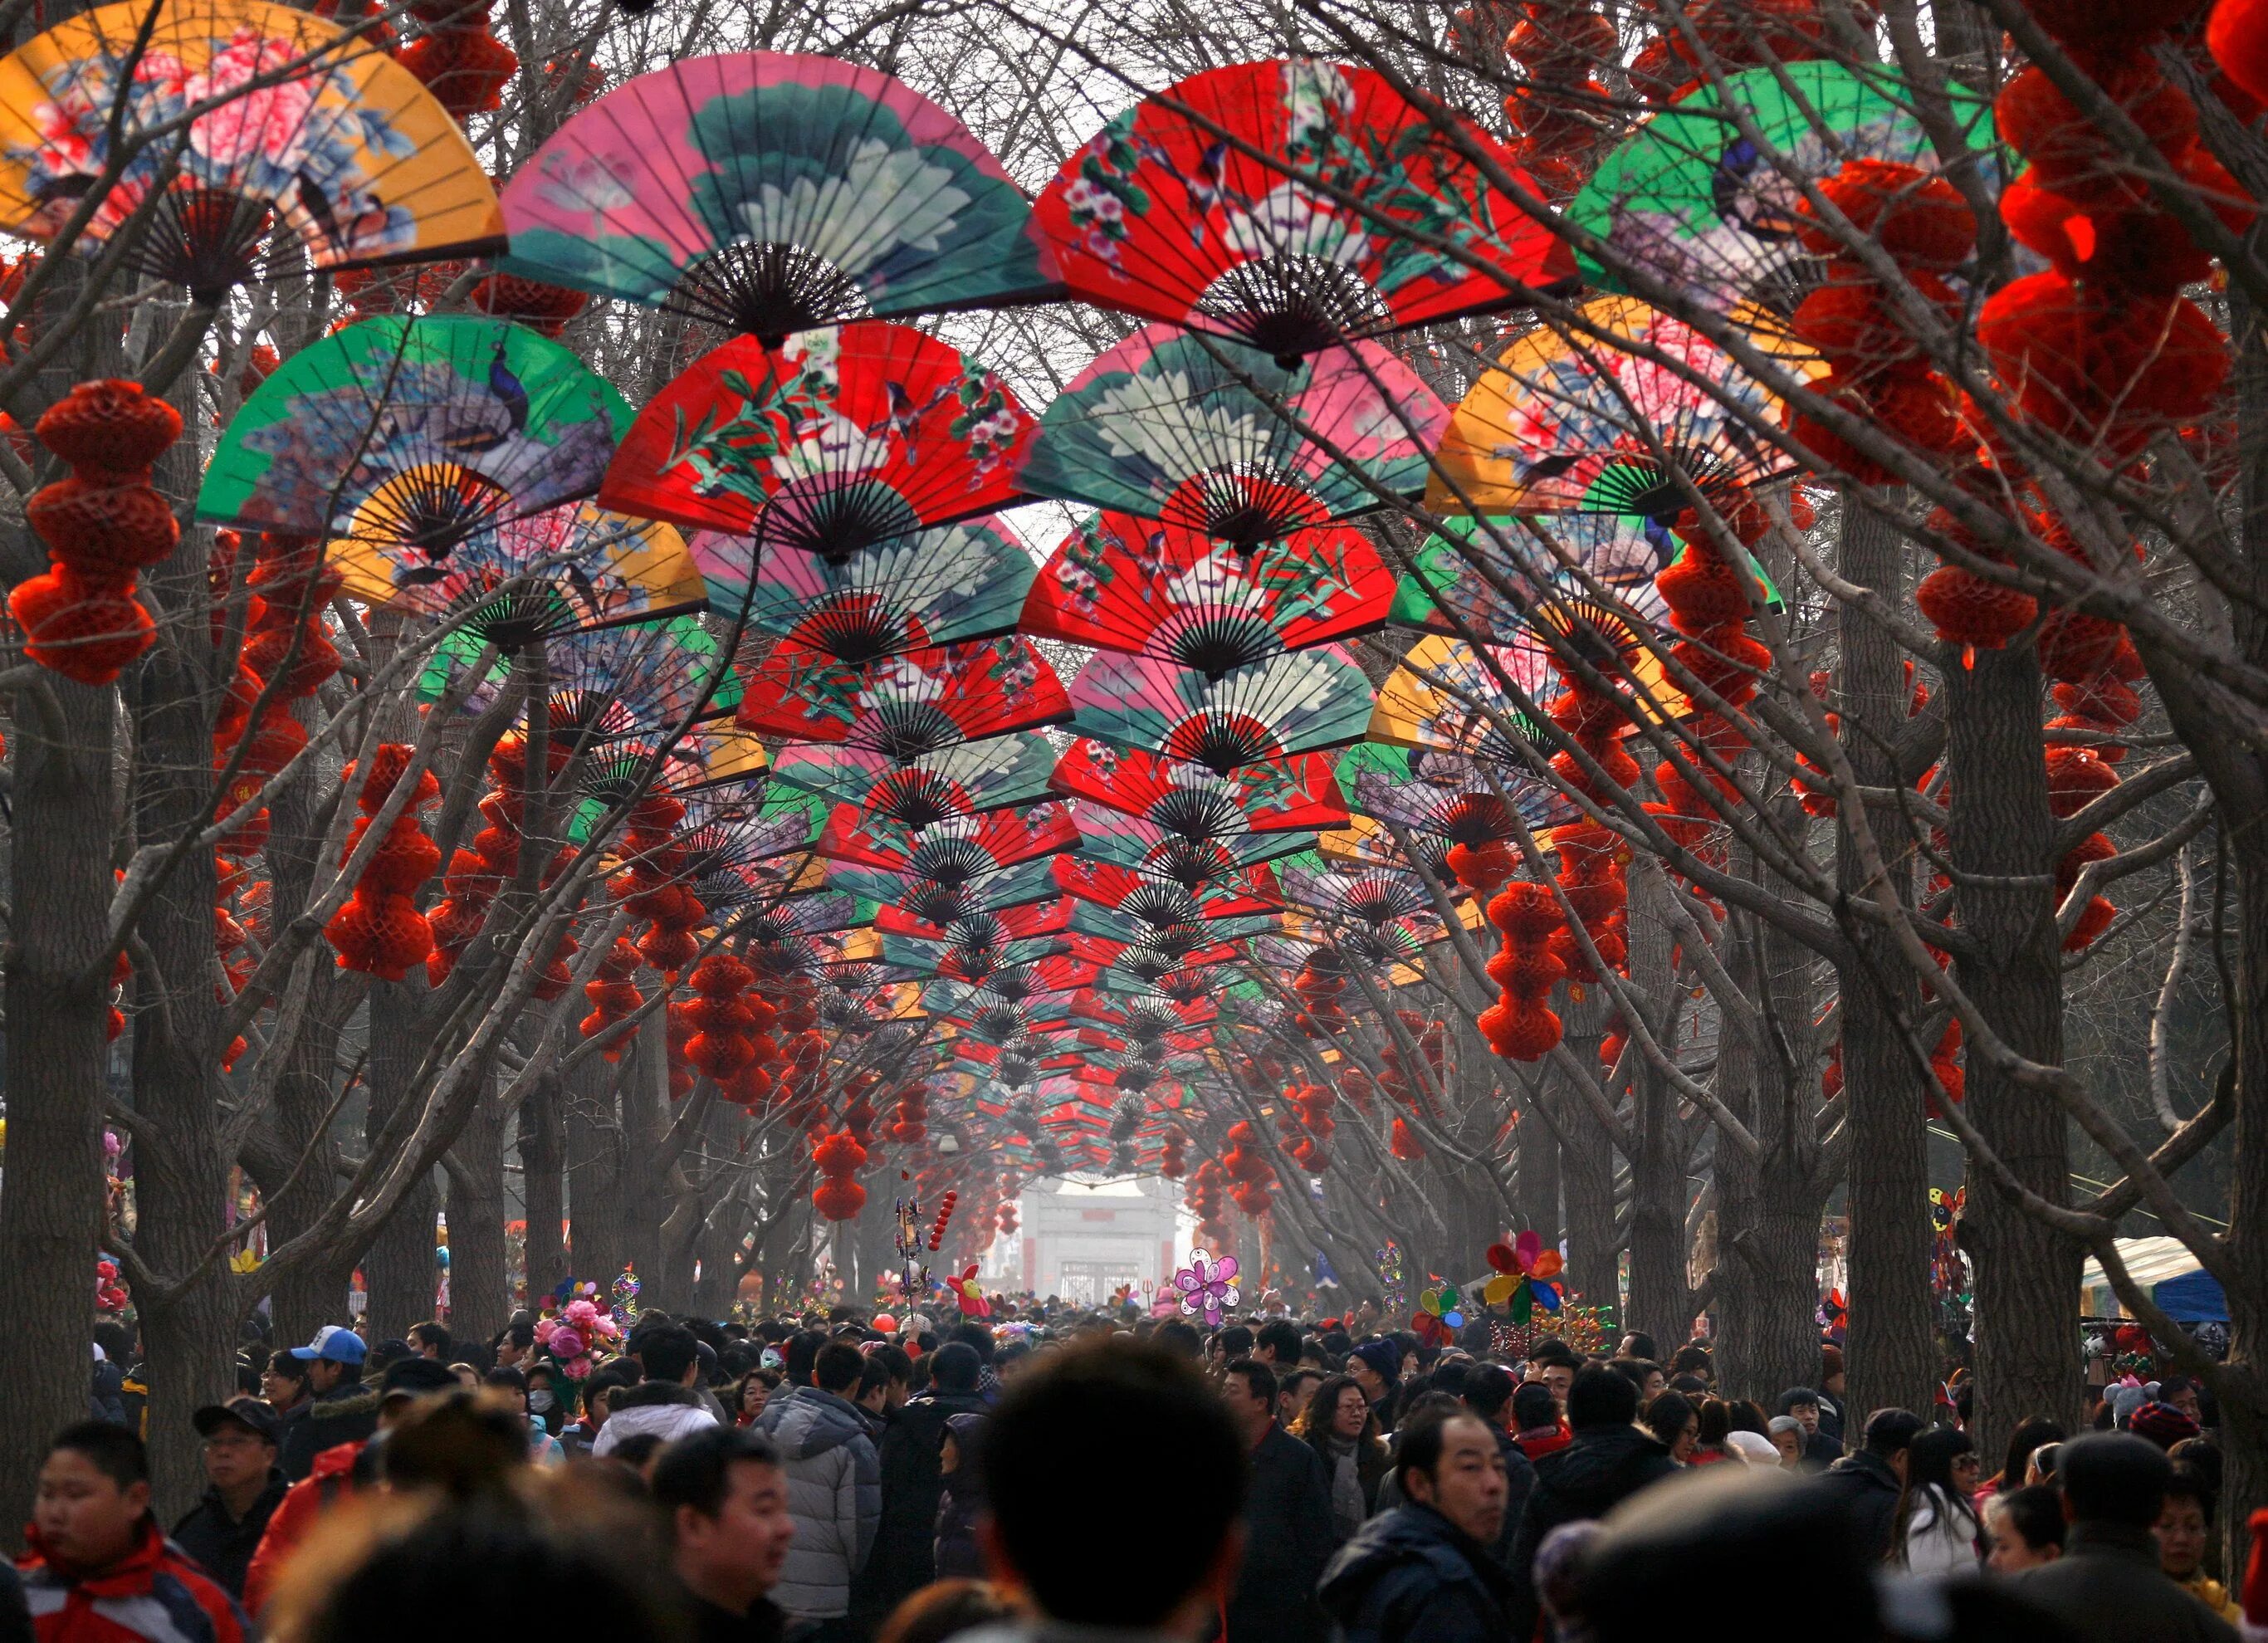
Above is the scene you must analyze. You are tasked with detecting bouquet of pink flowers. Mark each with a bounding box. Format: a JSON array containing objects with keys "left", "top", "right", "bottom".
[{"left": 535, "top": 1293, "right": 622, "bottom": 1379}]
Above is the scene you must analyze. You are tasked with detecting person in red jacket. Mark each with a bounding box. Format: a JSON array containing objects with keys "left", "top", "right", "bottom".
[
  {"left": 18, "top": 1421, "right": 247, "bottom": 1643},
  {"left": 242, "top": 1357, "right": 459, "bottom": 1616}
]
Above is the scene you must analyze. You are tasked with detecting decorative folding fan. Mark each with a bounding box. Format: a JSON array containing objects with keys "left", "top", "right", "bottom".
[
  {"left": 880, "top": 930, "right": 1073, "bottom": 985},
  {"left": 333, "top": 501, "right": 704, "bottom": 646},
  {"left": 770, "top": 731, "right": 1058, "bottom": 827},
  {"left": 1369, "top": 628, "right": 1678, "bottom": 760},
  {"left": 1276, "top": 850, "right": 1438, "bottom": 929},
  {"left": 499, "top": 52, "right": 1056, "bottom": 339},
  {"left": 1022, "top": 511, "right": 1390, "bottom": 672},
  {"left": 1387, "top": 513, "right": 1679, "bottom": 645},
  {"left": 1073, "top": 804, "right": 1314, "bottom": 891},
  {"left": 631, "top": 786, "right": 829, "bottom": 886},
  {"left": 1033, "top": 58, "right": 1569, "bottom": 362},
  {"left": 875, "top": 897, "right": 1075, "bottom": 949},
  {"left": 1068, "top": 902, "right": 1278, "bottom": 960},
  {"left": 1049, "top": 737, "right": 1346, "bottom": 835},
  {"left": 1068, "top": 644, "right": 1374, "bottom": 775},
  {"left": 1278, "top": 907, "right": 1429, "bottom": 968},
  {"left": 1056, "top": 857, "right": 1279, "bottom": 924},
  {"left": 600, "top": 321, "right": 1034, "bottom": 550},
  {"left": 1334, "top": 741, "right": 1573, "bottom": 848},
  {"left": 201, "top": 319, "right": 631, "bottom": 570},
  {"left": 578, "top": 726, "right": 770, "bottom": 804},
  {"left": 424, "top": 612, "right": 738, "bottom": 749},
  {"left": 734, "top": 637, "right": 1069, "bottom": 751},
  {"left": 1568, "top": 61, "right": 1992, "bottom": 323},
  {"left": 728, "top": 888, "right": 872, "bottom": 942},
  {"left": 1426, "top": 296, "right": 1821, "bottom": 518},
  {"left": 704, "top": 514, "right": 1034, "bottom": 658},
  {"left": 1024, "top": 325, "right": 1447, "bottom": 549},
  {"left": 836, "top": 857, "right": 1061, "bottom": 929},
  {"left": 0, "top": 0, "right": 501, "bottom": 298},
  {"left": 815, "top": 801, "right": 1076, "bottom": 877}
]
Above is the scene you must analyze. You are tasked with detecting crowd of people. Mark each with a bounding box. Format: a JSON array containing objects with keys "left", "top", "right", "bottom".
[{"left": 13, "top": 1303, "right": 2266, "bottom": 1643}]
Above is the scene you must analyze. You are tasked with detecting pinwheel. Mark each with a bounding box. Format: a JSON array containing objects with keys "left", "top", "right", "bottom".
[
  {"left": 769, "top": 732, "right": 1058, "bottom": 826},
  {"left": 1071, "top": 802, "right": 1315, "bottom": 889},
  {"left": 1411, "top": 1279, "right": 1464, "bottom": 1346},
  {"left": 1051, "top": 738, "right": 1347, "bottom": 834},
  {"left": 733, "top": 637, "right": 1070, "bottom": 751},
  {"left": 1173, "top": 1248, "right": 1240, "bottom": 1325},
  {"left": 1068, "top": 645, "right": 1375, "bottom": 776},
  {"left": 1568, "top": 61, "right": 1992, "bottom": 324},
  {"left": 498, "top": 52, "right": 1057, "bottom": 340},
  {"left": 1022, "top": 510, "right": 1391, "bottom": 670},
  {"left": 600, "top": 322, "right": 1034, "bottom": 552},
  {"left": 1426, "top": 296, "right": 1821, "bottom": 520},
  {"left": 200, "top": 318, "right": 631, "bottom": 570},
  {"left": 1033, "top": 59, "right": 1569, "bottom": 361},
  {"left": 331, "top": 501, "right": 705, "bottom": 643},
  {"left": 816, "top": 801, "right": 1076, "bottom": 877},
  {"left": 0, "top": 0, "right": 502, "bottom": 298},
  {"left": 708, "top": 515, "right": 1034, "bottom": 659},
  {"left": 1024, "top": 325, "right": 1447, "bottom": 549},
  {"left": 1334, "top": 742, "right": 1574, "bottom": 851},
  {"left": 1480, "top": 1231, "right": 1563, "bottom": 1322},
  {"left": 943, "top": 1264, "right": 993, "bottom": 1318}
]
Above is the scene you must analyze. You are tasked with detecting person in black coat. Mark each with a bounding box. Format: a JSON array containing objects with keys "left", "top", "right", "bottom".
[
  {"left": 2015, "top": 1434, "right": 2241, "bottom": 1643},
  {"left": 932, "top": 1411, "right": 988, "bottom": 1579},
  {"left": 1503, "top": 1366, "right": 1679, "bottom": 1641},
  {"left": 172, "top": 1397, "right": 289, "bottom": 1597},
  {"left": 1813, "top": 1407, "right": 1924, "bottom": 1563},
  {"left": 1222, "top": 1357, "right": 1338, "bottom": 1643},
  {"left": 1318, "top": 1408, "right": 1515, "bottom": 1643},
  {"left": 853, "top": 1342, "right": 991, "bottom": 1621}
]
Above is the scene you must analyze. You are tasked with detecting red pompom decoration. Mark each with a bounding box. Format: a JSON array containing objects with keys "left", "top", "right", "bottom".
[
  {"left": 397, "top": 27, "right": 518, "bottom": 117},
  {"left": 1916, "top": 565, "right": 2038, "bottom": 653},
  {"left": 7, "top": 564, "right": 154, "bottom": 683},
  {"left": 326, "top": 888, "right": 433, "bottom": 980},
  {"left": 35, "top": 379, "right": 183, "bottom": 472},
  {"left": 27, "top": 475, "right": 179, "bottom": 577}
]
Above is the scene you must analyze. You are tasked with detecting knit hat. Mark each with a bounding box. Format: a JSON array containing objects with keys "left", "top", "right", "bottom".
[
  {"left": 1820, "top": 1346, "right": 1844, "bottom": 1381},
  {"left": 1351, "top": 1340, "right": 1401, "bottom": 1384},
  {"left": 2129, "top": 1401, "right": 2202, "bottom": 1450}
]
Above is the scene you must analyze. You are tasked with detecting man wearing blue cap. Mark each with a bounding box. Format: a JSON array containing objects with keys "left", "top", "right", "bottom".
[{"left": 277, "top": 1327, "right": 374, "bottom": 1482}]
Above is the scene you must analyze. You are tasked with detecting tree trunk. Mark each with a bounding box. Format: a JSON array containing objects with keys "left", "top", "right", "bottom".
[
  {"left": 519, "top": 1073, "right": 566, "bottom": 1303},
  {"left": 1516, "top": 1108, "right": 1562, "bottom": 1246},
  {"left": 1557, "top": 995, "right": 1621, "bottom": 1319},
  {"left": 361, "top": 981, "right": 437, "bottom": 1341},
  {"left": 1621, "top": 863, "right": 1691, "bottom": 1347},
  {"left": 1945, "top": 640, "right": 2081, "bottom": 1453},
  {"left": 444, "top": 1080, "right": 511, "bottom": 1347},
  {"left": 1835, "top": 500, "right": 1943, "bottom": 1425},
  {"left": 0, "top": 672, "right": 119, "bottom": 1538},
  {"left": 565, "top": 1054, "right": 626, "bottom": 1288}
]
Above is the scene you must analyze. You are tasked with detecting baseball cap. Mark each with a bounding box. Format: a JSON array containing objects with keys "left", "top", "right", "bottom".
[
  {"left": 193, "top": 1396, "right": 281, "bottom": 1445},
  {"left": 287, "top": 1324, "right": 368, "bottom": 1367},
  {"left": 379, "top": 1357, "right": 461, "bottom": 1403}
]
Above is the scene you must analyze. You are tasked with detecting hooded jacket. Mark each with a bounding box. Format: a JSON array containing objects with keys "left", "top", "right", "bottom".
[
  {"left": 1503, "top": 1422, "right": 1677, "bottom": 1641},
  {"left": 931, "top": 1413, "right": 988, "bottom": 1582},
  {"left": 589, "top": 1382, "right": 719, "bottom": 1457},
  {"left": 854, "top": 1385, "right": 990, "bottom": 1617},
  {"left": 1317, "top": 1502, "right": 1514, "bottom": 1643},
  {"left": 755, "top": 1386, "right": 882, "bottom": 1621},
  {"left": 170, "top": 1473, "right": 287, "bottom": 1598},
  {"left": 19, "top": 1520, "right": 248, "bottom": 1643},
  {"left": 278, "top": 1382, "right": 379, "bottom": 1483}
]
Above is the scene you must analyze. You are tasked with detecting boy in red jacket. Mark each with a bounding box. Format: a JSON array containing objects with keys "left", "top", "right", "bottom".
[{"left": 18, "top": 1421, "right": 247, "bottom": 1643}]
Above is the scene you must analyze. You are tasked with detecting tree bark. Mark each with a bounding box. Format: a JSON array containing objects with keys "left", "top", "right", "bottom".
[
  {"left": 1621, "top": 864, "right": 1692, "bottom": 1348},
  {"left": 444, "top": 1078, "right": 510, "bottom": 1348},
  {"left": 565, "top": 1054, "right": 626, "bottom": 1287},
  {"left": 518, "top": 1073, "right": 566, "bottom": 1303},
  {"left": 1944, "top": 639, "right": 2081, "bottom": 1453},
  {"left": 1516, "top": 1106, "right": 1562, "bottom": 1246},
  {"left": 1557, "top": 995, "right": 1621, "bottom": 1319},
  {"left": 1835, "top": 499, "right": 1942, "bottom": 1425},
  {"left": 361, "top": 980, "right": 438, "bottom": 1341}
]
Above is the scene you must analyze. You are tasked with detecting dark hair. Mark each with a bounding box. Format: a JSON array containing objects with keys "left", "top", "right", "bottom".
[
  {"left": 857, "top": 1357, "right": 895, "bottom": 1400},
  {"left": 2060, "top": 1432, "right": 2173, "bottom": 1530},
  {"left": 784, "top": 1330, "right": 828, "bottom": 1386},
  {"left": 1255, "top": 1320, "right": 1303, "bottom": 1363},
  {"left": 268, "top": 1349, "right": 311, "bottom": 1384},
  {"left": 1670, "top": 1344, "right": 1713, "bottom": 1378},
  {"left": 1668, "top": 1375, "right": 1710, "bottom": 1396},
  {"left": 2168, "top": 1436, "right": 2222, "bottom": 1499},
  {"left": 638, "top": 1326, "right": 699, "bottom": 1386},
  {"left": 870, "top": 1344, "right": 913, "bottom": 1386},
  {"left": 2163, "top": 1464, "right": 2217, "bottom": 1521},
  {"left": 1991, "top": 1484, "right": 2067, "bottom": 1553},
  {"left": 1153, "top": 1320, "right": 1202, "bottom": 1359},
  {"left": 814, "top": 1341, "right": 866, "bottom": 1394},
  {"left": 484, "top": 1366, "right": 528, "bottom": 1396},
  {"left": 1895, "top": 1425, "right": 1980, "bottom": 1549},
  {"left": 1728, "top": 1399, "right": 1770, "bottom": 1436},
  {"left": 381, "top": 1392, "right": 530, "bottom": 1498},
  {"left": 1643, "top": 1391, "right": 1695, "bottom": 1448},
  {"left": 49, "top": 1421, "right": 147, "bottom": 1490},
  {"left": 1425, "top": 1357, "right": 1471, "bottom": 1400},
  {"left": 1618, "top": 1332, "right": 1660, "bottom": 1362},
  {"left": 1512, "top": 1382, "right": 1560, "bottom": 1431},
  {"left": 2029, "top": 1440, "right": 2064, "bottom": 1482},
  {"left": 1995, "top": 1417, "right": 2065, "bottom": 1494},
  {"left": 495, "top": 1320, "right": 535, "bottom": 1352},
  {"left": 1224, "top": 1357, "right": 1278, "bottom": 1408},
  {"left": 1292, "top": 1374, "right": 1380, "bottom": 1454},
  {"left": 929, "top": 1342, "right": 983, "bottom": 1394},
  {"left": 1278, "top": 1367, "right": 1323, "bottom": 1407},
  {"left": 651, "top": 1425, "right": 782, "bottom": 1523},
  {"left": 1528, "top": 1337, "right": 1581, "bottom": 1370},
  {"left": 1569, "top": 1365, "right": 1640, "bottom": 1430},
  {"left": 947, "top": 1322, "right": 995, "bottom": 1364},
  {"left": 1862, "top": 1408, "right": 1926, "bottom": 1457},
  {"left": 409, "top": 1323, "right": 452, "bottom": 1356},
  {"left": 984, "top": 1342, "right": 1243, "bottom": 1626},
  {"left": 1695, "top": 1397, "right": 1733, "bottom": 1449},
  {"left": 1607, "top": 1359, "right": 1661, "bottom": 1397},
  {"left": 1391, "top": 1405, "right": 1482, "bottom": 1496},
  {"left": 609, "top": 1432, "right": 667, "bottom": 1468},
  {"left": 1464, "top": 1363, "right": 1516, "bottom": 1424},
  {"left": 1215, "top": 1325, "right": 1254, "bottom": 1359}
]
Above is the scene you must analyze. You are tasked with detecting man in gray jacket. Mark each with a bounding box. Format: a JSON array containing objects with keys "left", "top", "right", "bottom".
[{"left": 757, "top": 1339, "right": 881, "bottom": 1636}]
